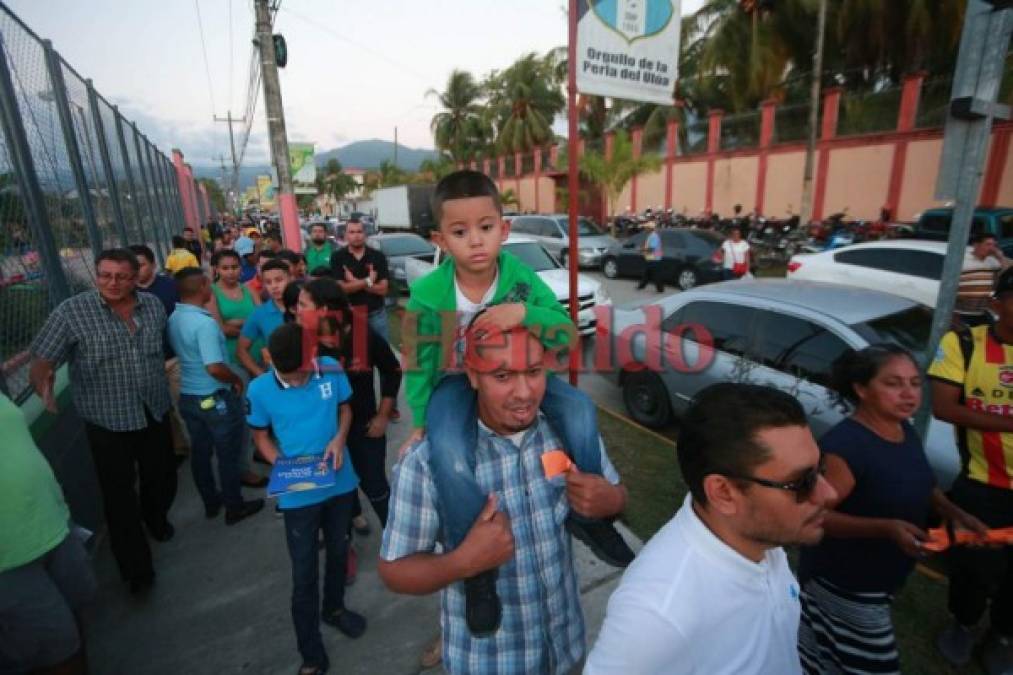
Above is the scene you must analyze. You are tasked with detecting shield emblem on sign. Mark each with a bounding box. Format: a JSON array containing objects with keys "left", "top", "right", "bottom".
[{"left": 589, "top": 0, "right": 675, "bottom": 44}]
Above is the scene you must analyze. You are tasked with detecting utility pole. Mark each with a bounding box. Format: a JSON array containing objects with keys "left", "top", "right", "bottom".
[
  {"left": 393, "top": 126, "right": 398, "bottom": 167},
  {"left": 798, "top": 0, "right": 827, "bottom": 226},
  {"left": 254, "top": 0, "right": 301, "bottom": 251},
  {"left": 214, "top": 110, "right": 244, "bottom": 207},
  {"left": 212, "top": 152, "right": 230, "bottom": 211}
]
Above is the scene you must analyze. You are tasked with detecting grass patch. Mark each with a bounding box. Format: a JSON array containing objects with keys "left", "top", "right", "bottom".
[{"left": 597, "top": 405, "right": 983, "bottom": 674}]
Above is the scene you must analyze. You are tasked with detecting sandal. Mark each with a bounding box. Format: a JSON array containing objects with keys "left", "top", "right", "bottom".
[{"left": 297, "top": 662, "right": 328, "bottom": 675}]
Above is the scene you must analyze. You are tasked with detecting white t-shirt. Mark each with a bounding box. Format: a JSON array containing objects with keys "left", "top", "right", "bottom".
[
  {"left": 722, "top": 240, "right": 750, "bottom": 270},
  {"left": 585, "top": 494, "right": 803, "bottom": 675},
  {"left": 453, "top": 271, "right": 499, "bottom": 359}
]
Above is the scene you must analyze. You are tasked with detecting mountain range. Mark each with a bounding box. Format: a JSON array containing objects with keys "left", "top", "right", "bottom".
[{"left": 190, "top": 139, "right": 438, "bottom": 189}]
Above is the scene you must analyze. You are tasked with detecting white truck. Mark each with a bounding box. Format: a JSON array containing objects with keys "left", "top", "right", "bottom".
[
  {"left": 403, "top": 235, "right": 611, "bottom": 336},
  {"left": 374, "top": 184, "right": 436, "bottom": 236}
]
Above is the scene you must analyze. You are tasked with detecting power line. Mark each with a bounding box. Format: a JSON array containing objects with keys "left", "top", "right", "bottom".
[
  {"left": 193, "top": 0, "right": 217, "bottom": 117},
  {"left": 228, "top": 0, "right": 234, "bottom": 111}
]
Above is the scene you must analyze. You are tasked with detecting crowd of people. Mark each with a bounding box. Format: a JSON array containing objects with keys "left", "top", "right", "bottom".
[{"left": 3, "top": 169, "right": 1013, "bottom": 675}]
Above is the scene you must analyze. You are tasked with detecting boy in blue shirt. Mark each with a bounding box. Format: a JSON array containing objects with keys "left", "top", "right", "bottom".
[
  {"left": 246, "top": 323, "right": 366, "bottom": 675},
  {"left": 237, "top": 258, "right": 290, "bottom": 377}
]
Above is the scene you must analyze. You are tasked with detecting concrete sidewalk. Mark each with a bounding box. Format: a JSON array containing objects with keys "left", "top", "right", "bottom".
[{"left": 85, "top": 388, "right": 642, "bottom": 675}]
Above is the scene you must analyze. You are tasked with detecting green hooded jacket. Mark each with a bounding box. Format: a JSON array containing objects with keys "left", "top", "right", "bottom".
[{"left": 403, "top": 250, "right": 574, "bottom": 427}]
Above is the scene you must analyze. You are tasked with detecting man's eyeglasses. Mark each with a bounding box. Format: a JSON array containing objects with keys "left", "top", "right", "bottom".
[{"left": 724, "top": 454, "right": 827, "bottom": 503}]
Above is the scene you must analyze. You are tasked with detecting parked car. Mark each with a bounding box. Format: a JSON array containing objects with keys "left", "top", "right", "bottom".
[
  {"left": 508, "top": 214, "right": 617, "bottom": 268},
  {"left": 605, "top": 279, "right": 960, "bottom": 486},
  {"left": 913, "top": 206, "right": 1013, "bottom": 254},
  {"left": 403, "top": 235, "right": 611, "bottom": 335},
  {"left": 367, "top": 233, "right": 437, "bottom": 297},
  {"left": 600, "top": 228, "right": 727, "bottom": 291},
  {"left": 787, "top": 240, "right": 946, "bottom": 307}
]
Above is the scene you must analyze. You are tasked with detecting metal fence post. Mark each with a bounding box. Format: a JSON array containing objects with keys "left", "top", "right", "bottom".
[
  {"left": 143, "top": 136, "right": 173, "bottom": 249},
  {"left": 113, "top": 106, "right": 151, "bottom": 259},
  {"left": 42, "top": 40, "right": 102, "bottom": 258},
  {"left": 163, "top": 155, "right": 186, "bottom": 232},
  {"left": 87, "top": 81, "right": 129, "bottom": 244},
  {"left": 0, "top": 30, "right": 71, "bottom": 302},
  {"left": 131, "top": 122, "right": 163, "bottom": 255}
]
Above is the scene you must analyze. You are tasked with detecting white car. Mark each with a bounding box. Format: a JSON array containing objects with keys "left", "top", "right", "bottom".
[
  {"left": 403, "top": 235, "right": 611, "bottom": 335},
  {"left": 787, "top": 240, "right": 946, "bottom": 307}
]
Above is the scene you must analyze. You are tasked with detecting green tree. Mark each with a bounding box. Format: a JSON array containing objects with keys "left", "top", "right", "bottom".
[
  {"left": 578, "top": 130, "right": 662, "bottom": 233},
  {"left": 417, "top": 156, "right": 455, "bottom": 182},
  {"left": 428, "top": 70, "right": 488, "bottom": 162},
  {"left": 315, "top": 158, "right": 357, "bottom": 201},
  {"left": 499, "top": 188, "right": 520, "bottom": 210},
  {"left": 484, "top": 52, "right": 565, "bottom": 154},
  {"left": 196, "top": 178, "right": 226, "bottom": 212}
]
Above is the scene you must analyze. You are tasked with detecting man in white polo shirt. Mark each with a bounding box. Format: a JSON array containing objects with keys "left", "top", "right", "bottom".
[{"left": 585, "top": 383, "right": 837, "bottom": 675}]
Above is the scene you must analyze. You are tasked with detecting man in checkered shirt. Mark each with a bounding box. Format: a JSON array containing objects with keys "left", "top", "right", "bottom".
[
  {"left": 29, "top": 248, "right": 176, "bottom": 595},
  {"left": 379, "top": 324, "right": 628, "bottom": 674}
]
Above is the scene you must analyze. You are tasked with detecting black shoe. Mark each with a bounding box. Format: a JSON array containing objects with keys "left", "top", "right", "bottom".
[
  {"left": 565, "top": 515, "right": 635, "bottom": 567},
  {"left": 322, "top": 608, "right": 367, "bottom": 639},
  {"left": 129, "top": 572, "right": 155, "bottom": 595},
  {"left": 205, "top": 502, "right": 222, "bottom": 519},
  {"left": 149, "top": 522, "right": 175, "bottom": 543},
  {"left": 464, "top": 570, "right": 501, "bottom": 637},
  {"left": 225, "top": 499, "right": 265, "bottom": 525}
]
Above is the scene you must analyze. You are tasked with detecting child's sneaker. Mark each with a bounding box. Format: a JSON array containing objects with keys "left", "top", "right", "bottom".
[
  {"left": 464, "top": 570, "right": 501, "bottom": 637},
  {"left": 565, "top": 515, "right": 635, "bottom": 567}
]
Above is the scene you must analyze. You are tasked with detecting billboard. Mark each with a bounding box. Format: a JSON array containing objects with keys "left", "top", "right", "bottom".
[
  {"left": 290, "top": 142, "right": 317, "bottom": 195},
  {"left": 256, "top": 175, "right": 276, "bottom": 210},
  {"left": 575, "top": 0, "right": 681, "bottom": 106}
]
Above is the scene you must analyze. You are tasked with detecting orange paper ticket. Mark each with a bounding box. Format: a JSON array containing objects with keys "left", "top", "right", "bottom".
[
  {"left": 922, "top": 527, "right": 1013, "bottom": 553},
  {"left": 541, "top": 450, "right": 574, "bottom": 479}
]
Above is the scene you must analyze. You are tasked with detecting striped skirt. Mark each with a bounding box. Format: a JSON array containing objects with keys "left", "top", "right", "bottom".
[{"left": 798, "top": 577, "right": 900, "bottom": 675}]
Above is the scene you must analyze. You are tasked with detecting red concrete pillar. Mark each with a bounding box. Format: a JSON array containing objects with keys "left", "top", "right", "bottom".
[
  {"left": 603, "top": 132, "right": 615, "bottom": 217},
  {"left": 884, "top": 72, "right": 927, "bottom": 216},
  {"left": 482, "top": 158, "right": 491, "bottom": 176},
  {"left": 469, "top": 159, "right": 477, "bottom": 170},
  {"left": 514, "top": 151, "right": 522, "bottom": 202},
  {"left": 755, "top": 99, "right": 777, "bottom": 215},
  {"left": 498, "top": 156, "right": 506, "bottom": 193},
  {"left": 705, "top": 110, "right": 723, "bottom": 214},
  {"left": 664, "top": 118, "right": 678, "bottom": 210},
  {"left": 983, "top": 125, "right": 1013, "bottom": 207},
  {"left": 812, "top": 89, "right": 842, "bottom": 221},
  {"left": 173, "top": 149, "right": 198, "bottom": 230},
  {"left": 631, "top": 127, "right": 643, "bottom": 213},
  {"left": 534, "top": 148, "right": 542, "bottom": 212},
  {"left": 550, "top": 144, "right": 559, "bottom": 169}
]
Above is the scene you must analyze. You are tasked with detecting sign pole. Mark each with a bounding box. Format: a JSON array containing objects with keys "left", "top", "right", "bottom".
[{"left": 567, "top": 0, "right": 580, "bottom": 386}]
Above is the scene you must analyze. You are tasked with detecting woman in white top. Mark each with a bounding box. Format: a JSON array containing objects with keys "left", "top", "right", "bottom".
[{"left": 721, "top": 226, "right": 751, "bottom": 279}]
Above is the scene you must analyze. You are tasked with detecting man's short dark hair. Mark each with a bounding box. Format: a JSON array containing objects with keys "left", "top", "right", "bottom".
[
  {"left": 95, "top": 248, "right": 139, "bottom": 273},
  {"left": 432, "top": 170, "right": 502, "bottom": 225},
  {"left": 309, "top": 222, "right": 327, "bottom": 233},
  {"left": 128, "top": 244, "right": 155, "bottom": 264},
  {"left": 276, "top": 249, "right": 303, "bottom": 266},
  {"left": 172, "top": 235, "right": 186, "bottom": 248},
  {"left": 971, "top": 232, "right": 998, "bottom": 245},
  {"left": 260, "top": 249, "right": 278, "bottom": 260},
  {"left": 268, "top": 322, "right": 305, "bottom": 373},
  {"left": 261, "top": 258, "right": 291, "bottom": 276},
  {"left": 678, "top": 383, "right": 808, "bottom": 505},
  {"left": 211, "top": 249, "right": 241, "bottom": 266},
  {"left": 174, "top": 266, "right": 207, "bottom": 295}
]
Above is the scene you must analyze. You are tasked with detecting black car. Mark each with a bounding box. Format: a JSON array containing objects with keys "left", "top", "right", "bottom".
[
  {"left": 600, "top": 228, "right": 726, "bottom": 290},
  {"left": 367, "top": 233, "right": 437, "bottom": 298}
]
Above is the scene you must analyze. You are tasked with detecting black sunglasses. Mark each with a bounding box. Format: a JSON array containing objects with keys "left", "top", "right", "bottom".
[{"left": 724, "top": 454, "right": 827, "bottom": 503}]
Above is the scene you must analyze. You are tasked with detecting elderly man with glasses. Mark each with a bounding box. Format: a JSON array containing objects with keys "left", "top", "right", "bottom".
[
  {"left": 586, "top": 383, "right": 837, "bottom": 675},
  {"left": 29, "top": 248, "right": 177, "bottom": 595}
]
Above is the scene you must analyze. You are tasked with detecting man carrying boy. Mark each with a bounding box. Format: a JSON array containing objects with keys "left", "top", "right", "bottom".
[
  {"left": 246, "top": 323, "right": 366, "bottom": 675},
  {"left": 401, "top": 170, "right": 634, "bottom": 637},
  {"left": 381, "top": 324, "right": 627, "bottom": 673},
  {"left": 237, "top": 258, "right": 290, "bottom": 377}
]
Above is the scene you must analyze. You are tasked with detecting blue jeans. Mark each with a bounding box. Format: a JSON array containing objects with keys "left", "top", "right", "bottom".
[
  {"left": 283, "top": 491, "right": 354, "bottom": 667},
  {"left": 368, "top": 307, "right": 389, "bottom": 342},
  {"left": 178, "top": 389, "right": 244, "bottom": 511},
  {"left": 427, "top": 374, "right": 602, "bottom": 549}
]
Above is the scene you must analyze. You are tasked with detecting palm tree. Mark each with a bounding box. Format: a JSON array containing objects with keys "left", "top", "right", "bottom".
[
  {"left": 484, "top": 53, "right": 565, "bottom": 154},
  {"left": 418, "top": 156, "right": 455, "bottom": 182},
  {"left": 579, "top": 130, "right": 663, "bottom": 234},
  {"left": 428, "top": 70, "right": 487, "bottom": 162},
  {"left": 500, "top": 188, "right": 520, "bottom": 210}
]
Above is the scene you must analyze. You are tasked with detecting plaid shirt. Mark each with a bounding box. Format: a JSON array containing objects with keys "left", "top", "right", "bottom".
[
  {"left": 381, "top": 414, "right": 620, "bottom": 675},
  {"left": 31, "top": 290, "right": 171, "bottom": 431}
]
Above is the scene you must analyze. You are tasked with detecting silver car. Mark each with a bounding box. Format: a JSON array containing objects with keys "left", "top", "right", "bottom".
[
  {"left": 508, "top": 214, "right": 617, "bottom": 269},
  {"left": 605, "top": 279, "right": 960, "bottom": 486}
]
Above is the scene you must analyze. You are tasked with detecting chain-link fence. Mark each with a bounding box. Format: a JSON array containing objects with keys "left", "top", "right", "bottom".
[
  {"left": 0, "top": 5, "right": 184, "bottom": 401},
  {"left": 720, "top": 110, "right": 761, "bottom": 151},
  {"left": 837, "top": 85, "right": 903, "bottom": 137}
]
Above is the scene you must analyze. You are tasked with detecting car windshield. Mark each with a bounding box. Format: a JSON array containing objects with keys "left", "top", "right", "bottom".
[
  {"left": 850, "top": 305, "right": 933, "bottom": 357},
  {"left": 378, "top": 237, "right": 434, "bottom": 257},
  {"left": 505, "top": 241, "right": 558, "bottom": 271},
  {"left": 555, "top": 217, "right": 603, "bottom": 236}
]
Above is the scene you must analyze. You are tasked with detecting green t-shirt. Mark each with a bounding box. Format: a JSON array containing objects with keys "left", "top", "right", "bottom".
[
  {"left": 0, "top": 394, "right": 69, "bottom": 572},
  {"left": 305, "top": 241, "right": 335, "bottom": 276}
]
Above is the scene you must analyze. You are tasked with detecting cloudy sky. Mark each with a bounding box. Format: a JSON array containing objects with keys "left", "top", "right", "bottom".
[{"left": 7, "top": 0, "right": 705, "bottom": 167}]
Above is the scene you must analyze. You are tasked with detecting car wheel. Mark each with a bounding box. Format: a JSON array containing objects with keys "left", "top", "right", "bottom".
[
  {"left": 622, "top": 371, "right": 672, "bottom": 429},
  {"left": 676, "top": 267, "right": 698, "bottom": 291},
  {"left": 602, "top": 257, "right": 619, "bottom": 279}
]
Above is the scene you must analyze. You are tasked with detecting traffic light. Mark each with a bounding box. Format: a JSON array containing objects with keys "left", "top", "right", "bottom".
[{"left": 273, "top": 34, "right": 287, "bottom": 68}]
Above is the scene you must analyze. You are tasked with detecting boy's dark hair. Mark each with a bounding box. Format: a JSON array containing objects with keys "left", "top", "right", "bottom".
[
  {"left": 678, "top": 383, "right": 807, "bottom": 506},
  {"left": 276, "top": 249, "right": 303, "bottom": 266},
  {"left": 268, "top": 322, "right": 305, "bottom": 374},
  {"left": 171, "top": 235, "right": 186, "bottom": 248},
  {"left": 432, "top": 169, "right": 501, "bottom": 225},
  {"left": 310, "top": 265, "right": 334, "bottom": 278},
  {"left": 211, "top": 249, "right": 241, "bottom": 266},
  {"left": 95, "top": 248, "right": 140, "bottom": 273},
  {"left": 261, "top": 258, "right": 291, "bottom": 276},
  {"left": 127, "top": 244, "right": 155, "bottom": 264},
  {"left": 829, "top": 343, "right": 916, "bottom": 407},
  {"left": 174, "top": 267, "right": 207, "bottom": 295}
]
